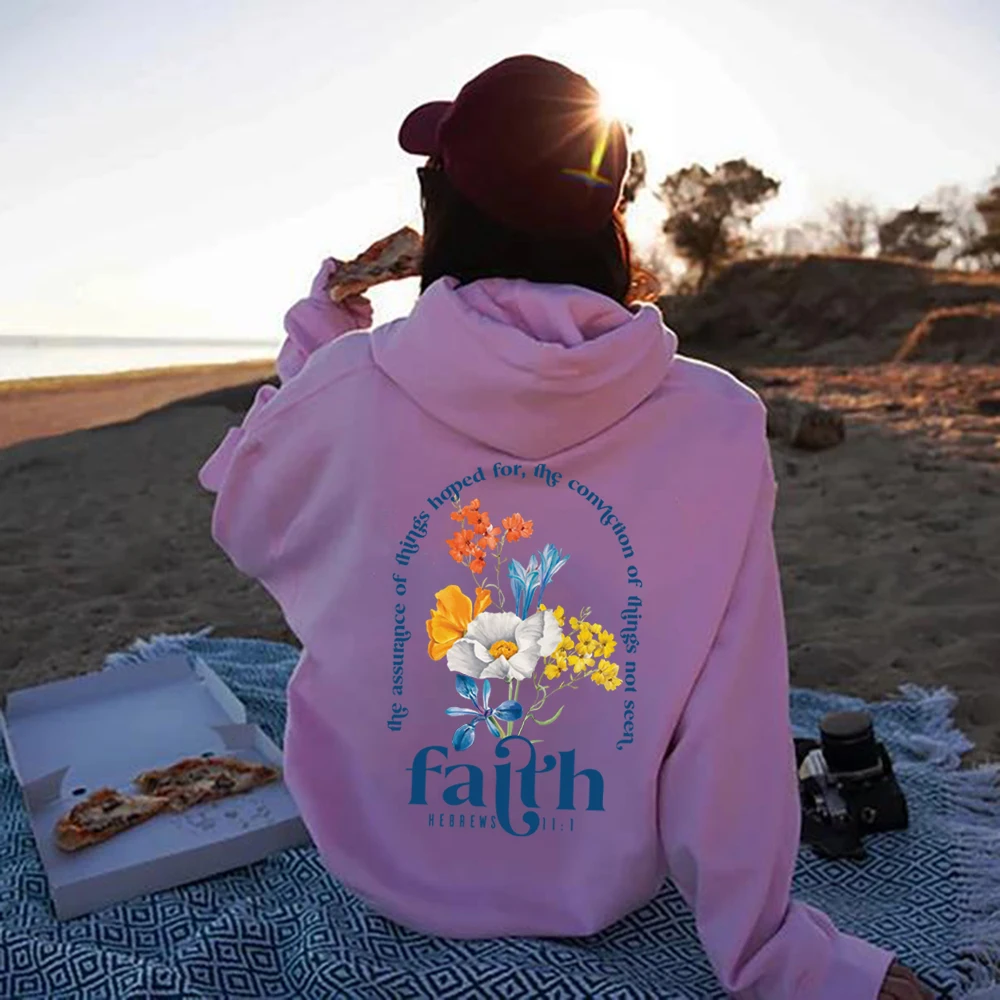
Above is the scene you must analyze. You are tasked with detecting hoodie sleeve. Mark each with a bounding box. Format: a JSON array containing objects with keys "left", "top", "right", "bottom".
[
  {"left": 199, "top": 257, "right": 373, "bottom": 562},
  {"left": 197, "top": 404, "right": 300, "bottom": 596},
  {"left": 276, "top": 258, "right": 373, "bottom": 381},
  {"left": 657, "top": 448, "right": 895, "bottom": 1000}
]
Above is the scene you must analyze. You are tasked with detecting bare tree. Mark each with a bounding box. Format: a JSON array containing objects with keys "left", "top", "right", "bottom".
[
  {"left": 656, "top": 158, "right": 780, "bottom": 290},
  {"left": 824, "top": 199, "right": 878, "bottom": 255},
  {"left": 777, "top": 221, "right": 829, "bottom": 256}
]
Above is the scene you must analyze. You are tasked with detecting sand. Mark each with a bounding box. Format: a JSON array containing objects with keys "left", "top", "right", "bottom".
[
  {"left": 0, "top": 360, "right": 276, "bottom": 451},
  {"left": 1, "top": 360, "right": 998, "bottom": 763}
]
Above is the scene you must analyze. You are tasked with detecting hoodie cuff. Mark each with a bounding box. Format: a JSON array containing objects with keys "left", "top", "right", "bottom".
[
  {"left": 198, "top": 426, "right": 244, "bottom": 492},
  {"left": 811, "top": 933, "right": 895, "bottom": 1000}
]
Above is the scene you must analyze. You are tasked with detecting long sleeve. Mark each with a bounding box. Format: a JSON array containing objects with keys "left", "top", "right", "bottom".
[
  {"left": 276, "top": 258, "right": 372, "bottom": 381},
  {"left": 657, "top": 451, "right": 895, "bottom": 1000},
  {"left": 197, "top": 411, "right": 300, "bottom": 593},
  {"left": 198, "top": 258, "right": 370, "bottom": 582}
]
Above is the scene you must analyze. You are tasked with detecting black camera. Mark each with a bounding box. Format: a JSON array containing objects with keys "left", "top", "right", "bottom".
[{"left": 794, "top": 710, "right": 909, "bottom": 860}]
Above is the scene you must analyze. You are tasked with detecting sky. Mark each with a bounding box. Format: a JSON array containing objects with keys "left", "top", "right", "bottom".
[{"left": 1, "top": 0, "right": 998, "bottom": 348}]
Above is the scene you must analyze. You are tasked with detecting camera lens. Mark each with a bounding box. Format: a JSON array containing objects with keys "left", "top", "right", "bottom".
[{"left": 819, "top": 711, "right": 879, "bottom": 775}]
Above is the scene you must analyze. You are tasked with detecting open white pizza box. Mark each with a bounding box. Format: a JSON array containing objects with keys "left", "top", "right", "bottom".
[{"left": 0, "top": 652, "right": 311, "bottom": 919}]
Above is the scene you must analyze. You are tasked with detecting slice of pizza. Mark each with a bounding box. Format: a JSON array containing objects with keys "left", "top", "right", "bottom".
[
  {"left": 133, "top": 756, "right": 281, "bottom": 812},
  {"left": 55, "top": 787, "right": 171, "bottom": 852},
  {"left": 326, "top": 226, "right": 423, "bottom": 302}
]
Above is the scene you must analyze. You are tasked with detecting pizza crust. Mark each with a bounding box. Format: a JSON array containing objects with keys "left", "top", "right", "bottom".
[
  {"left": 327, "top": 226, "right": 423, "bottom": 302},
  {"left": 55, "top": 788, "right": 170, "bottom": 852}
]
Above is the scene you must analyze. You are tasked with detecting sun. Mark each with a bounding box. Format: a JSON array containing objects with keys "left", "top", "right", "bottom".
[
  {"left": 593, "top": 75, "right": 636, "bottom": 133},
  {"left": 531, "top": 12, "right": 667, "bottom": 137}
]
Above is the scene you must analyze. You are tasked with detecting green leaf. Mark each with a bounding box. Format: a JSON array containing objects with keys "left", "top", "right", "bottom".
[
  {"left": 534, "top": 706, "right": 565, "bottom": 727},
  {"left": 530, "top": 739, "right": 543, "bottom": 744}
]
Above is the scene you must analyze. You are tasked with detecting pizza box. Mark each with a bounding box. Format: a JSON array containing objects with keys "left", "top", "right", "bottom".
[{"left": 0, "top": 652, "right": 311, "bottom": 919}]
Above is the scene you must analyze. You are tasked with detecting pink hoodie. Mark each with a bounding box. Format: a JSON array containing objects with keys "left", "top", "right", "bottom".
[{"left": 200, "top": 261, "right": 895, "bottom": 1000}]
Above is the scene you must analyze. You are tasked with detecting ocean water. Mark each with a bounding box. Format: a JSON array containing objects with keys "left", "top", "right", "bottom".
[{"left": 0, "top": 335, "right": 278, "bottom": 382}]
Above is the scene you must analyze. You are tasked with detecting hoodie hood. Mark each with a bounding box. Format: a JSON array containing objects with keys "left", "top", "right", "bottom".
[{"left": 371, "top": 277, "right": 677, "bottom": 458}]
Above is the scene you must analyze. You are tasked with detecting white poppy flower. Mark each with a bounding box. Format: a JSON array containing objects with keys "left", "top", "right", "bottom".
[{"left": 446, "top": 609, "right": 563, "bottom": 682}]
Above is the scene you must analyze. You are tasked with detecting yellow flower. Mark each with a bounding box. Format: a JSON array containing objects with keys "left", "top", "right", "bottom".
[
  {"left": 558, "top": 635, "right": 575, "bottom": 652},
  {"left": 592, "top": 660, "right": 623, "bottom": 692},
  {"left": 425, "top": 584, "right": 492, "bottom": 660},
  {"left": 544, "top": 659, "right": 567, "bottom": 680},
  {"left": 539, "top": 603, "right": 565, "bottom": 627},
  {"left": 568, "top": 653, "right": 594, "bottom": 673},
  {"left": 569, "top": 616, "right": 581, "bottom": 631}
]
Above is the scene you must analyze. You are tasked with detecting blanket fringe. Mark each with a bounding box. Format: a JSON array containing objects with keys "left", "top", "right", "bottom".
[
  {"left": 102, "top": 627, "right": 212, "bottom": 670},
  {"left": 953, "top": 765, "right": 1000, "bottom": 998},
  {"left": 891, "top": 685, "right": 1000, "bottom": 998}
]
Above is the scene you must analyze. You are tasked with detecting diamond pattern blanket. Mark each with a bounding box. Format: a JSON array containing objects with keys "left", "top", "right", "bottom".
[{"left": 1, "top": 631, "right": 997, "bottom": 999}]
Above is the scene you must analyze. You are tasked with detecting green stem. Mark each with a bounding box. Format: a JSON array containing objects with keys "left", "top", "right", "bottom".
[{"left": 516, "top": 674, "right": 574, "bottom": 735}]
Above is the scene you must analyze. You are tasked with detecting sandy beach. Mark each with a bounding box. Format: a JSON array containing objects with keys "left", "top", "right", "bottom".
[{"left": 1, "top": 358, "right": 998, "bottom": 764}]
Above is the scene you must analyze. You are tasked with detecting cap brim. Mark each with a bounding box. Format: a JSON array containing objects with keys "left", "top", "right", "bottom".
[{"left": 398, "top": 101, "right": 451, "bottom": 156}]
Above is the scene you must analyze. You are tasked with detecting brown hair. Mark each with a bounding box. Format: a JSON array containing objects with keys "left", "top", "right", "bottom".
[{"left": 417, "top": 165, "right": 632, "bottom": 305}]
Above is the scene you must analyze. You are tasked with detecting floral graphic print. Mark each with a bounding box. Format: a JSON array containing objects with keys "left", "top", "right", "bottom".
[{"left": 425, "top": 498, "right": 623, "bottom": 750}]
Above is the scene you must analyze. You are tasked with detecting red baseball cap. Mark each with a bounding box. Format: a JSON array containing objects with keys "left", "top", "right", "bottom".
[{"left": 398, "top": 55, "right": 629, "bottom": 238}]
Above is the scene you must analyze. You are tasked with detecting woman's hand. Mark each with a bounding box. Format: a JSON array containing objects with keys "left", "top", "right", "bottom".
[
  {"left": 278, "top": 257, "right": 373, "bottom": 381},
  {"left": 308, "top": 258, "right": 373, "bottom": 329},
  {"left": 878, "top": 962, "right": 935, "bottom": 999}
]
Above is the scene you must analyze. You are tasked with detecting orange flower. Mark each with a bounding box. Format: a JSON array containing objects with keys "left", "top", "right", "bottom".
[
  {"left": 446, "top": 528, "right": 476, "bottom": 562},
  {"left": 473, "top": 587, "right": 492, "bottom": 616},
  {"left": 452, "top": 500, "right": 480, "bottom": 523},
  {"left": 469, "top": 546, "right": 487, "bottom": 574},
  {"left": 479, "top": 524, "right": 502, "bottom": 551},
  {"left": 502, "top": 513, "right": 534, "bottom": 542},
  {"left": 426, "top": 584, "right": 492, "bottom": 660},
  {"left": 468, "top": 509, "right": 491, "bottom": 534}
]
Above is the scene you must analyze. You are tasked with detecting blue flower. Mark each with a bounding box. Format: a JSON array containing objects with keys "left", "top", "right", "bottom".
[
  {"left": 535, "top": 543, "right": 570, "bottom": 608},
  {"left": 508, "top": 556, "right": 541, "bottom": 618},
  {"left": 446, "top": 675, "right": 522, "bottom": 750}
]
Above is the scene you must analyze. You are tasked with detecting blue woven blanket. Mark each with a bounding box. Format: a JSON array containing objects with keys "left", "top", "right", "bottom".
[{"left": 1, "top": 631, "right": 997, "bottom": 999}]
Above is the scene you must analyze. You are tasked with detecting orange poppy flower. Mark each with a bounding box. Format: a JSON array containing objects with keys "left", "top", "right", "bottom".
[
  {"left": 502, "top": 513, "right": 534, "bottom": 542},
  {"left": 426, "top": 584, "right": 492, "bottom": 660},
  {"left": 479, "top": 524, "right": 502, "bottom": 550},
  {"left": 446, "top": 528, "right": 476, "bottom": 562},
  {"left": 468, "top": 509, "right": 491, "bottom": 534}
]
